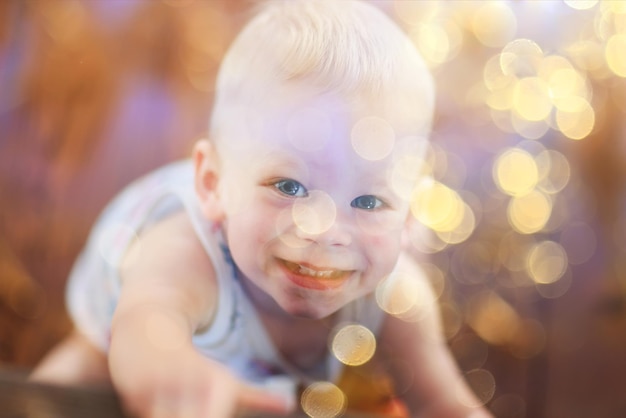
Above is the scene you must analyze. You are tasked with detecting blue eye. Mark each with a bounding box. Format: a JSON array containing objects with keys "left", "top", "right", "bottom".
[
  {"left": 274, "top": 179, "right": 308, "bottom": 197},
  {"left": 351, "top": 195, "right": 384, "bottom": 210}
]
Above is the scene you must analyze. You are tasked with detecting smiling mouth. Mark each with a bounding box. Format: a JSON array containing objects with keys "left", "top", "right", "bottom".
[{"left": 279, "top": 259, "right": 352, "bottom": 288}]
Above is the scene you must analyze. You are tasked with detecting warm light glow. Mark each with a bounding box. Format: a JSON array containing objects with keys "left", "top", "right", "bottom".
[
  {"left": 440, "top": 302, "right": 464, "bottom": 340},
  {"left": 411, "top": 180, "right": 466, "bottom": 233},
  {"left": 564, "top": 0, "right": 599, "bottom": 11},
  {"left": 547, "top": 68, "right": 590, "bottom": 112},
  {"left": 513, "top": 77, "right": 553, "bottom": 121},
  {"left": 331, "top": 324, "right": 376, "bottom": 366},
  {"left": 471, "top": 2, "right": 517, "bottom": 48},
  {"left": 466, "top": 291, "right": 520, "bottom": 345},
  {"left": 536, "top": 149, "right": 571, "bottom": 194},
  {"left": 508, "top": 190, "right": 552, "bottom": 234},
  {"left": 498, "top": 231, "right": 536, "bottom": 272},
  {"left": 605, "top": 0, "right": 626, "bottom": 14},
  {"left": 459, "top": 369, "right": 496, "bottom": 407},
  {"left": 484, "top": 54, "right": 516, "bottom": 92},
  {"left": 393, "top": 0, "right": 441, "bottom": 27},
  {"left": 605, "top": 34, "right": 626, "bottom": 77},
  {"left": 292, "top": 191, "right": 336, "bottom": 236},
  {"left": 535, "top": 269, "right": 572, "bottom": 299},
  {"left": 12, "top": 1, "right": 626, "bottom": 392},
  {"left": 508, "top": 319, "right": 546, "bottom": 359},
  {"left": 301, "top": 382, "right": 346, "bottom": 418},
  {"left": 511, "top": 113, "right": 550, "bottom": 140},
  {"left": 435, "top": 201, "right": 476, "bottom": 244},
  {"left": 390, "top": 154, "right": 425, "bottom": 201},
  {"left": 526, "top": 240, "right": 568, "bottom": 284},
  {"left": 375, "top": 270, "right": 433, "bottom": 321},
  {"left": 500, "top": 39, "right": 543, "bottom": 78},
  {"left": 410, "top": 22, "right": 454, "bottom": 66},
  {"left": 555, "top": 97, "right": 595, "bottom": 139},
  {"left": 350, "top": 116, "right": 395, "bottom": 161},
  {"left": 493, "top": 148, "right": 538, "bottom": 197}
]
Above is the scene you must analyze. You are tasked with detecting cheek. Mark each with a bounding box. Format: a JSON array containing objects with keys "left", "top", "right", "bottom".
[
  {"left": 224, "top": 214, "right": 271, "bottom": 276},
  {"left": 226, "top": 198, "right": 284, "bottom": 253},
  {"left": 355, "top": 209, "right": 407, "bottom": 237},
  {"left": 361, "top": 228, "right": 403, "bottom": 270},
  {"left": 221, "top": 189, "right": 251, "bottom": 217}
]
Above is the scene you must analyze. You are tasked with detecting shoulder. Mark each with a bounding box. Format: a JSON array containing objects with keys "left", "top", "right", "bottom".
[
  {"left": 120, "top": 210, "right": 219, "bottom": 331},
  {"left": 124, "top": 210, "right": 211, "bottom": 268},
  {"left": 378, "top": 250, "right": 443, "bottom": 343}
]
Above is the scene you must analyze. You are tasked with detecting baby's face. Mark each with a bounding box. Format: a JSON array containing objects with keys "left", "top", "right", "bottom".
[{"left": 215, "top": 82, "right": 429, "bottom": 319}]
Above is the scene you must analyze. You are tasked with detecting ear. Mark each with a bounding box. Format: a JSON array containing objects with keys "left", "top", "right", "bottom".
[{"left": 193, "top": 139, "right": 225, "bottom": 221}]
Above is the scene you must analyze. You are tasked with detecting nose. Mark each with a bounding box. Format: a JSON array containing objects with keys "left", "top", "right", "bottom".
[
  {"left": 296, "top": 217, "right": 353, "bottom": 247},
  {"left": 295, "top": 217, "right": 353, "bottom": 247},
  {"left": 291, "top": 190, "right": 353, "bottom": 247}
]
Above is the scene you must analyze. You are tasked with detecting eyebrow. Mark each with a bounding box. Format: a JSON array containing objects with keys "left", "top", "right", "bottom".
[{"left": 255, "top": 151, "right": 309, "bottom": 177}]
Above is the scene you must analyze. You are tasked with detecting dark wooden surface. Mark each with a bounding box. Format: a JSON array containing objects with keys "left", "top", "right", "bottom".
[
  {"left": 0, "top": 369, "right": 127, "bottom": 418},
  {"left": 0, "top": 369, "right": 392, "bottom": 418}
]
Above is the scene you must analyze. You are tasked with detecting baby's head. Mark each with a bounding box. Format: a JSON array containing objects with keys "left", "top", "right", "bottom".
[
  {"left": 210, "top": 0, "right": 434, "bottom": 150},
  {"left": 195, "top": 0, "right": 435, "bottom": 318}
]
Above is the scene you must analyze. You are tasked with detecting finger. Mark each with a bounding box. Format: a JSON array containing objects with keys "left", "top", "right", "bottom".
[
  {"left": 198, "top": 376, "right": 239, "bottom": 418},
  {"left": 151, "top": 395, "right": 177, "bottom": 418},
  {"left": 236, "top": 381, "right": 295, "bottom": 416}
]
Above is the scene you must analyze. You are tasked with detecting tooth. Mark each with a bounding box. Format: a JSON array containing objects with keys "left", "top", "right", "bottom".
[{"left": 297, "top": 264, "right": 334, "bottom": 278}]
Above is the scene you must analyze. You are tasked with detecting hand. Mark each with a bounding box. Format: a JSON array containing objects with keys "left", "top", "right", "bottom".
[
  {"left": 108, "top": 307, "right": 292, "bottom": 418},
  {"left": 110, "top": 343, "right": 292, "bottom": 418}
]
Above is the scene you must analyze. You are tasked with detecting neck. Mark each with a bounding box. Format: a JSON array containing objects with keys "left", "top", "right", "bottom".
[{"left": 237, "top": 267, "right": 339, "bottom": 329}]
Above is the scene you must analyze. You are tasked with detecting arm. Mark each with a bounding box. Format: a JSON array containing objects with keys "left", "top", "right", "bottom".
[
  {"left": 109, "top": 211, "right": 291, "bottom": 418},
  {"left": 378, "top": 253, "right": 493, "bottom": 418},
  {"left": 30, "top": 330, "right": 110, "bottom": 386}
]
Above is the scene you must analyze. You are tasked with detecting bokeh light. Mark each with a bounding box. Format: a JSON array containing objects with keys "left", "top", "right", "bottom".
[
  {"left": 536, "top": 149, "right": 571, "bottom": 194},
  {"left": 410, "top": 179, "right": 473, "bottom": 238},
  {"left": 460, "top": 369, "right": 497, "bottom": 407},
  {"left": 471, "top": 2, "right": 517, "bottom": 48},
  {"left": 291, "top": 190, "right": 336, "bottom": 236},
  {"left": 466, "top": 291, "right": 521, "bottom": 346},
  {"left": 493, "top": 148, "right": 538, "bottom": 197},
  {"left": 375, "top": 270, "right": 434, "bottom": 322},
  {"left": 555, "top": 98, "right": 596, "bottom": 139},
  {"left": 351, "top": 116, "right": 395, "bottom": 161},
  {"left": 490, "top": 394, "right": 527, "bottom": 418},
  {"left": 526, "top": 240, "right": 568, "bottom": 284},
  {"left": 331, "top": 324, "right": 376, "bottom": 366},
  {"left": 301, "top": 381, "right": 346, "bottom": 418},
  {"left": 389, "top": 153, "right": 426, "bottom": 201},
  {"left": 564, "top": 0, "right": 599, "bottom": 11},
  {"left": 507, "top": 190, "right": 552, "bottom": 234}
]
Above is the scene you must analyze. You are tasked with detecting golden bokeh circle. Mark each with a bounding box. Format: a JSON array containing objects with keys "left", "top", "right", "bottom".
[
  {"left": 301, "top": 381, "right": 346, "bottom": 418},
  {"left": 331, "top": 324, "right": 376, "bottom": 366}
]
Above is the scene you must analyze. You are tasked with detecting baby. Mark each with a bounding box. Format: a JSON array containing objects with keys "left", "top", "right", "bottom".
[{"left": 33, "top": 1, "right": 492, "bottom": 417}]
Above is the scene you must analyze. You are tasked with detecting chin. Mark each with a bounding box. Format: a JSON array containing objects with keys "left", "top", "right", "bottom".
[
  {"left": 278, "top": 298, "right": 342, "bottom": 320},
  {"left": 278, "top": 300, "right": 336, "bottom": 319}
]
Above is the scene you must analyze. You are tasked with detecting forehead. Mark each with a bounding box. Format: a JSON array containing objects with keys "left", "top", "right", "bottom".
[{"left": 218, "top": 81, "right": 429, "bottom": 161}]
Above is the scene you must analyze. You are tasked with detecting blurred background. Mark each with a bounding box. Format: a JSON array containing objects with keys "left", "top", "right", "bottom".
[{"left": 1, "top": 1, "right": 625, "bottom": 417}]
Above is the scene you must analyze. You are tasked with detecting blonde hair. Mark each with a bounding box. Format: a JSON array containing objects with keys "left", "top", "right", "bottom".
[{"left": 210, "top": 0, "right": 434, "bottom": 142}]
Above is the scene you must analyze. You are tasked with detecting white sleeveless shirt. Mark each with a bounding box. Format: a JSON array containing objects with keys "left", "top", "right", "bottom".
[{"left": 66, "top": 160, "right": 386, "bottom": 396}]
